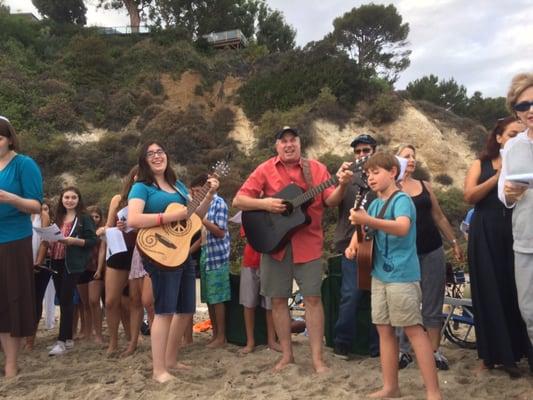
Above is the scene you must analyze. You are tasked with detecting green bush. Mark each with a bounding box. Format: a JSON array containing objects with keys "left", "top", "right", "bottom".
[
  {"left": 36, "top": 94, "right": 81, "bottom": 132},
  {"left": 434, "top": 187, "right": 469, "bottom": 228},
  {"left": 368, "top": 93, "right": 403, "bottom": 124},
  {"left": 435, "top": 173, "right": 454, "bottom": 186}
]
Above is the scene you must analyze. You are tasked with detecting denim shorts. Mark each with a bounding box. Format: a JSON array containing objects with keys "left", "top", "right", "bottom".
[{"left": 142, "top": 258, "right": 196, "bottom": 315}]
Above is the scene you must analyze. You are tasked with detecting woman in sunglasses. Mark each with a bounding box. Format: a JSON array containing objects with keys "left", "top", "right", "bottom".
[
  {"left": 499, "top": 73, "right": 533, "bottom": 351},
  {"left": 464, "top": 116, "right": 529, "bottom": 377}
]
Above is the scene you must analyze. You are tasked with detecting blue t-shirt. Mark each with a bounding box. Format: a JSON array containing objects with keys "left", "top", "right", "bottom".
[
  {"left": 128, "top": 180, "right": 189, "bottom": 213},
  {"left": 367, "top": 192, "right": 420, "bottom": 283},
  {"left": 0, "top": 154, "right": 43, "bottom": 244}
]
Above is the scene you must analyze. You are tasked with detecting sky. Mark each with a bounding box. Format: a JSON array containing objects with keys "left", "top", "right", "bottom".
[{"left": 6, "top": 0, "right": 533, "bottom": 97}]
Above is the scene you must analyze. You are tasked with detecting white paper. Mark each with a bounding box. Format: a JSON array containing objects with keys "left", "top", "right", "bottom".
[
  {"left": 395, "top": 156, "right": 408, "bottom": 181},
  {"left": 33, "top": 223, "right": 65, "bottom": 242},
  {"left": 105, "top": 227, "right": 128, "bottom": 261},
  {"left": 117, "top": 206, "right": 134, "bottom": 233},
  {"left": 506, "top": 173, "right": 533, "bottom": 188},
  {"left": 229, "top": 211, "right": 242, "bottom": 224}
]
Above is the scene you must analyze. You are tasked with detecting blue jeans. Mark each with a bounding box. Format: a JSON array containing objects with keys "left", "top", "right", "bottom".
[{"left": 334, "top": 256, "right": 379, "bottom": 355}]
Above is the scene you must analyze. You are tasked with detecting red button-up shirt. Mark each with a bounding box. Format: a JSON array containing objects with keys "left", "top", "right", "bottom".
[{"left": 237, "top": 156, "right": 334, "bottom": 263}]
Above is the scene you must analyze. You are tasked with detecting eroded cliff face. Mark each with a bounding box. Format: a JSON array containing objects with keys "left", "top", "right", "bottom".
[
  {"left": 65, "top": 71, "right": 476, "bottom": 190},
  {"left": 307, "top": 103, "right": 476, "bottom": 189}
]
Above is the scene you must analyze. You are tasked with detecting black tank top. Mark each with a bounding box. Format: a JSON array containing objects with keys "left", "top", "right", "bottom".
[{"left": 411, "top": 180, "right": 442, "bottom": 254}]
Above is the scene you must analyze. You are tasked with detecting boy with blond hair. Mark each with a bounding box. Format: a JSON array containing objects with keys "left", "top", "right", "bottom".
[{"left": 346, "top": 152, "right": 441, "bottom": 400}]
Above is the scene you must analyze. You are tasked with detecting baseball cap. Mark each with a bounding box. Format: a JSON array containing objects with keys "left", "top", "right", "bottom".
[
  {"left": 275, "top": 126, "right": 299, "bottom": 140},
  {"left": 350, "top": 134, "right": 377, "bottom": 148}
]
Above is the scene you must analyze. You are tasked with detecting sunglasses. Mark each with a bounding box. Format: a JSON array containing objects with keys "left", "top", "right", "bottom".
[
  {"left": 513, "top": 101, "right": 533, "bottom": 112},
  {"left": 354, "top": 147, "right": 373, "bottom": 155}
]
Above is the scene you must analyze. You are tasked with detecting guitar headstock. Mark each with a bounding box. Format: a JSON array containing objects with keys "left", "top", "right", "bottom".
[
  {"left": 211, "top": 161, "right": 230, "bottom": 178},
  {"left": 354, "top": 192, "right": 368, "bottom": 210},
  {"left": 351, "top": 155, "right": 370, "bottom": 173}
]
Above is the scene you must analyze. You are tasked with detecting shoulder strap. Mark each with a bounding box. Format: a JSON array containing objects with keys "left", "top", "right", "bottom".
[
  {"left": 301, "top": 158, "right": 314, "bottom": 189},
  {"left": 377, "top": 190, "right": 400, "bottom": 220}
]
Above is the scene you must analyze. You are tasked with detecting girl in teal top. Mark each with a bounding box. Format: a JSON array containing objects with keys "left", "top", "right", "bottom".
[{"left": 127, "top": 141, "right": 219, "bottom": 383}]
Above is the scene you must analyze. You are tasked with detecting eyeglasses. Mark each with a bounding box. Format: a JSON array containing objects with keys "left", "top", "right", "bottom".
[
  {"left": 146, "top": 149, "right": 165, "bottom": 159},
  {"left": 354, "top": 147, "right": 373, "bottom": 155},
  {"left": 513, "top": 101, "right": 533, "bottom": 112}
]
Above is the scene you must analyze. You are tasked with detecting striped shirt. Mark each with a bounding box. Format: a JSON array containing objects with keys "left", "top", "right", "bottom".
[{"left": 204, "top": 194, "right": 230, "bottom": 271}]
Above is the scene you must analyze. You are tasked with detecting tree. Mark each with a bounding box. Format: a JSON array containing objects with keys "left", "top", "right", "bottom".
[
  {"left": 97, "top": 0, "right": 153, "bottom": 33},
  {"left": 151, "top": 0, "right": 259, "bottom": 39},
  {"left": 332, "top": 3, "right": 411, "bottom": 82},
  {"left": 0, "top": 0, "right": 9, "bottom": 14},
  {"left": 256, "top": 4, "right": 295, "bottom": 52},
  {"left": 32, "top": 0, "right": 87, "bottom": 25},
  {"left": 406, "top": 74, "right": 468, "bottom": 114}
]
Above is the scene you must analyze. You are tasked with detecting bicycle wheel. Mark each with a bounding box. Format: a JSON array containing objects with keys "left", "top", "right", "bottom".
[{"left": 443, "top": 305, "right": 476, "bottom": 349}]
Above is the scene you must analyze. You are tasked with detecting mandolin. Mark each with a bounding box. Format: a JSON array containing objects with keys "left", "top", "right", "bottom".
[
  {"left": 242, "top": 157, "right": 368, "bottom": 254},
  {"left": 136, "top": 161, "right": 229, "bottom": 268}
]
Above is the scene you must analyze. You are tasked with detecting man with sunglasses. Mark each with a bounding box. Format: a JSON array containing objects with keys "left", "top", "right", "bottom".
[{"left": 330, "top": 133, "right": 380, "bottom": 360}]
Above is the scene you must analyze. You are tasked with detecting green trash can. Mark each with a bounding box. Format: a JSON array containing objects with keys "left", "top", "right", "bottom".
[
  {"left": 322, "top": 255, "right": 372, "bottom": 355},
  {"left": 225, "top": 273, "right": 268, "bottom": 346}
]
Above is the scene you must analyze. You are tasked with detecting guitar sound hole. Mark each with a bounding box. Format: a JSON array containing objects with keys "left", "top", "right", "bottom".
[{"left": 282, "top": 201, "right": 293, "bottom": 217}]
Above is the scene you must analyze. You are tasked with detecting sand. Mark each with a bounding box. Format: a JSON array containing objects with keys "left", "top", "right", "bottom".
[{"left": 2, "top": 318, "right": 533, "bottom": 400}]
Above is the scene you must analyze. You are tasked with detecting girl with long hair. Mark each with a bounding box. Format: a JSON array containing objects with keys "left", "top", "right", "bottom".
[
  {"left": 464, "top": 116, "right": 530, "bottom": 377},
  {"left": 128, "top": 141, "right": 218, "bottom": 382},
  {"left": 48, "top": 186, "right": 97, "bottom": 356}
]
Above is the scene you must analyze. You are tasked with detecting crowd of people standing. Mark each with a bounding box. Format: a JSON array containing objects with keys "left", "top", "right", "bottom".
[{"left": 1, "top": 72, "right": 533, "bottom": 399}]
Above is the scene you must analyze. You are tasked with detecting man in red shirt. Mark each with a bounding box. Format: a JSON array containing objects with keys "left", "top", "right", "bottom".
[{"left": 233, "top": 126, "right": 352, "bottom": 373}]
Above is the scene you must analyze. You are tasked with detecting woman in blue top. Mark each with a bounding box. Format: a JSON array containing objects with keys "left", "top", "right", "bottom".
[
  {"left": 0, "top": 116, "right": 43, "bottom": 378},
  {"left": 128, "top": 141, "right": 219, "bottom": 383}
]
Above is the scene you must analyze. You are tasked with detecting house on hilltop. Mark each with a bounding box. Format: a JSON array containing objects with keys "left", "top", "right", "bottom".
[{"left": 202, "top": 29, "right": 248, "bottom": 49}]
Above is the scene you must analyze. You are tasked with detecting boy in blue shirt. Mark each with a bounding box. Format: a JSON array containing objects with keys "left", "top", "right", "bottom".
[{"left": 346, "top": 152, "right": 441, "bottom": 400}]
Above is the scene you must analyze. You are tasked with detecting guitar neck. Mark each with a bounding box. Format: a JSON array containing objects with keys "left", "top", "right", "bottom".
[
  {"left": 292, "top": 175, "right": 338, "bottom": 207},
  {"left": 186, "top": 181, "right": 213, "bottom": 218}
]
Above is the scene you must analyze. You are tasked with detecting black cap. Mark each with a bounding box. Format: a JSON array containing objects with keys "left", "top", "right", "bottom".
[
  {"left": 350, "top": 133, "right": 377, "bottom": 148},
  {"left": 275, "top": 126, "right": 299, "bottom": 140}
]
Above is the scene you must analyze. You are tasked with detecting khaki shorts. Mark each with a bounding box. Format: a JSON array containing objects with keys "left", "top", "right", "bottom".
[
  {"left": 371, "top": 278, "right": 423, "bottom": 327},
  {"left": 239, "top": 266, "right": 272, "bottom": 310},
  {"left": 260, "top": 244, "right": 324, "bottom": 298}
]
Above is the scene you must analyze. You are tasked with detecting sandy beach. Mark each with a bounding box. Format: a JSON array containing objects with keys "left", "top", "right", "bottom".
[
  {"left": 2, "top": 310, "right": 533, "bottom": 400},
  {"left": 1, "top": 280, "right": 532, "bottom": 399}
]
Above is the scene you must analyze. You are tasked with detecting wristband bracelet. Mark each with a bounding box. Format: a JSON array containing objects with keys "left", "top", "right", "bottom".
[{"left": 157, "top": 213, "right": 163, "bottom": 226}]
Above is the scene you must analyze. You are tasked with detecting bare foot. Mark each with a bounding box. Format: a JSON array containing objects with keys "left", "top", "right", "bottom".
[
  {"left": 93, "top": 336, "right": 104, "bottom": 345},
  {"left": 273, "top": 356, "right": 295, "bottom": 372},
  {"left": 153, "top": 371, "right": 176, "bottom": 383},
  {"left": 121, "top": 346, "right": 137, "bottom": 358},
  {"left": 368, "top": 387, "right": 401, "bottom": 398},
  {"left": 240, "top": 344, "right": 255, "bottom": 354},
  {"left": 5, "top": 365, "right": 17, "bottom": 379},
  {"left": 206, "top": 338, "right": 226, "bottom": 349},
  {"left": 474, "top": 361, "right": 491, "bottom": 376},
  {"left": 268, "top": 342, "right": 282, "bottom": 353},
  {"left": 314, "top": 362, "right": 330, "bottom": 374},
  {"left": 106, "top": 344, "right": 119, "bottom": 356},
  {"left": 167, "top": 362, "right": 191, "bottom": 371}
]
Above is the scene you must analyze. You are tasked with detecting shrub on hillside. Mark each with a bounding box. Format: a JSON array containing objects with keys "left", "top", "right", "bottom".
[
  {"left": 368, "top": 93, "right": 403, "bottom": 124},
  {"left": 435, "top": 173, "right": 453, "bottom": 186},
  {"left": 136, "top": 104, "right": 165, "bottom": 131},
  {"left": 434, "top": 187, "right": 469, "bottom": 227},
  {"left": 74, "top": 88, "right": 107, "bottom": 126},
  {"left": 412, "top": 163, "right": 431, "bottom": 181},
  {"left": 104, "top": 89, "right": 138, "bottom": 130},
  {"left": 36, "top": 94, "right": 81, "bottom": 132}
]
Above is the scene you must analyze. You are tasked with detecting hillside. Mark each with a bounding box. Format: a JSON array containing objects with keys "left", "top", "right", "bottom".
[{"left": 0, "top": 19, "right": 484, "bottom": 255}]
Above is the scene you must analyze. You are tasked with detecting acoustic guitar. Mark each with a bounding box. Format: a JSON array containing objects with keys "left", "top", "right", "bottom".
[
  {"left": 242, "top": 157, "right": 368, "bottom": 254},
  {"left": 136, "top": 161, "right": 229, "bottom": 268},
  {"left": 353, "top": 178, "right": 373, "bottom": 291}
]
